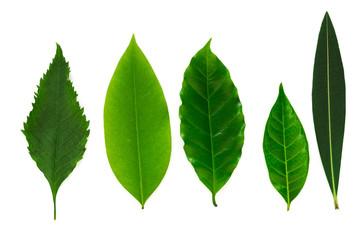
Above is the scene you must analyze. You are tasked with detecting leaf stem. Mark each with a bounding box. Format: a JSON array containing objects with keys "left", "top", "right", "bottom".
[
  {"left": 212, "top": 193, "right": 218, "bottom": 207},
  {"left": 334, "top": 193, "right": 339, "bottom": 209},
  {"left": 53, "top": 195, "right": 56, "bottom": 220}
]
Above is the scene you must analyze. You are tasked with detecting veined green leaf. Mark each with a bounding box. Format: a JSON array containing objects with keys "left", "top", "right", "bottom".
[
  {"left": 179, "top": 39, "right": 245, "bottom": 206},
  {"left": 104, "top": 35, "right": 171, "bottom": 209},
  {"left": 312, "top": 12, "right": 345, "bottom": 209},
  {"left": 23, "top": 44, "right": 90, "bottom": 220},
  {"left": 263, "top": 84, "right": 309, "bottom": 211}
]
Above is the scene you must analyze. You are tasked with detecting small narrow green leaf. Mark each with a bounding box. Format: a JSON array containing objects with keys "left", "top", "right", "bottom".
[
  {"left": 179, "top": 39, "right": 245, "bottom": 206},
  {"left": 312, "top": 12, "right": 345, "bottom": 209},
  {"left": 263, "top": 84, "right": 309, "bottom": 211},
  {"left": 104, "top": 35, "right": 171, "bottom": 209},
  {"left": 22, "top": 44, "right": 90, "bottom": 220}
]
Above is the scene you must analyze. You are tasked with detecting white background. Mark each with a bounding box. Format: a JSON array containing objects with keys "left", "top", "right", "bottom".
[{"left": 0, "top": 0, "right": 359, "bottom": 239}]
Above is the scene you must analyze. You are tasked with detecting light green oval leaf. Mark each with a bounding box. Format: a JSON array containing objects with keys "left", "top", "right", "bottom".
[
  {"left": 263, "top": 84, "right": 309, "bottom": 211},
  {"left": 179, "top": 39, "right": 245, "bottom": 206},
  {"left": 22, "top": 44, "right": 90, "bottom": 220},
  {"left": 104, "top": 35, "right": 171, "bottom": 209},
  {"left": 312, "top": 12, "right": 345, "bottom": 210}
]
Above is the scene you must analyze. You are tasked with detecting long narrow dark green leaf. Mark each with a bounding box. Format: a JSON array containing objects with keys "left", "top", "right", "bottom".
[
  {"left": 312, "top": 12, "right": 345, "bottom": 209},
  {"left": 179, "top": 39, "right": 245, "bottom": 206},
  {"left": 104, "top": 35, "right": 171, "bottom": 209},
  {"left": 23, "top": 44, "right": 90, "bottom": 219},
  {"left": 263, "top": 84, "right": 309, "bottom": 211}
]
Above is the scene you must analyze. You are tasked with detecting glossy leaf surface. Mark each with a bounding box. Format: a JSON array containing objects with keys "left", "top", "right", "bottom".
[
  {"left": 23, "top": 44, "right": 90, "bottom": 219},
  {"left": 312, "top": 12, "right": 345, "bottom": 209},
  {"left": 104, "top": 35, "right": 171, "bottom": 209},
  {"left": 263, "top": 84, "right": 309, "bottom": 211},
  {"left": 179, "top": 39, "right": 245, "bottom": 206}
]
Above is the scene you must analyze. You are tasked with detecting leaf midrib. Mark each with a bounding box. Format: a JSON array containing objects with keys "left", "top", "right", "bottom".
[
  {"left": 205, "top": 47, "right": 217, "bottom": 206},
  {"left": 52, "top": 61, "right": 62, "bottom": 220},
  {"left": 132, "top": 44, "right": 144, "bottom": 208},
  {"left": 281, "top": 96, "right": 290, "bottom": 211},
  {"left": 326, "top": 15, "right": 338, "bottom": 206}
]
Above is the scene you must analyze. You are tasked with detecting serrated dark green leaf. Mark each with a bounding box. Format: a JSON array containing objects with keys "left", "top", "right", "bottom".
[
  {"left": 263, "top": 84, "right": 309, "bottom": 211},
  {"left": 104, "top": 35, "right": 171, "bottom": 209},
  {"left": 179, "top": 39, "right": 245, "bottom": 206},
  {"left": 312, "top": 12, "right": 345, "bottom": 209},
  {"left": 22, "top": 44, "right": 90, "bottom": 219}
]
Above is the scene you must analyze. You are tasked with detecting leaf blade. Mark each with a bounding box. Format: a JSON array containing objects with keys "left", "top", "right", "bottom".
[
  {"left": 263, "top": 84, "right": 309, "bottom": 210},
  {"left": 104, "top": 35, "right": 171, "bottom": 208},
  {"left": 23, "top": 44, "right": 90, "bottom": 219},
  {"left": 180, "top": 39, "right": 245, "bottom": 206},
  {"left": 312, "top": 12, "right": 345, "bottom": 209}
]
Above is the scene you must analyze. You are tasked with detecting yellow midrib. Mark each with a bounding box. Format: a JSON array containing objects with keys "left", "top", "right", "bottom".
[{"left": 326, "top": 15, "right": 337, "bottom": 202}]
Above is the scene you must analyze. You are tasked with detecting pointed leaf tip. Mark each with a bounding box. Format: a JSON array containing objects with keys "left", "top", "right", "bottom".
[
  {"left": 54, "top": 43, "right": 64, "bottom": 59},
  {"left": 129, "top": 34, "right": 139, "bottom": 49},
  {"left": 279, "top": 82, "right": 284, "bottom": 90},
  {"left": 278, "top": 83, "right": 285, "bottom": 96},
  {"left": 130, "top": 34, "right": 138, "bottom": 45},
  {"left": 55, "top": 43, "right": 62, "bottom": 52},
  {"left": 204, "top": 38, "right": 212, "bottom": 49},
  {"left": 323, "top": 12, "right": 332, "bottom": 23}
]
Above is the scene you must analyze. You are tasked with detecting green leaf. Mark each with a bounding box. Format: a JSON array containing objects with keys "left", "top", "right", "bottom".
[
  {"left": 179, "top": 39, "right": 245, "bottom": 206},
  {"left": 22, "top": 44, "right": 90, "bottom": 220},
  {"left": 263, "top": 84, "right": 309, "bottom": 211},
  {"left": 104, "top": 35, "right": 171, "bottom": 209},
  {"left": 312, "top": 12, "right": 345, "bottom": 209}
]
